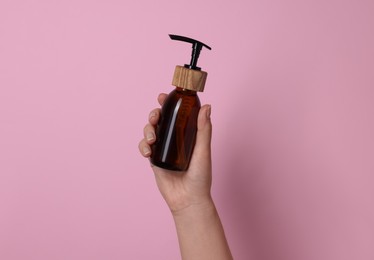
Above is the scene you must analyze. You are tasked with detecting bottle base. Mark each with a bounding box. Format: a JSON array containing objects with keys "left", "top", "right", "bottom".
[{"left": 150, "top": 159, "right": 187, "bottom": 172}]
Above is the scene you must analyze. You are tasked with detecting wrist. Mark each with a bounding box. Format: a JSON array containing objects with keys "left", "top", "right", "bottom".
[{"left": 171, "top": 196, "right": 215, "bottom": 218}]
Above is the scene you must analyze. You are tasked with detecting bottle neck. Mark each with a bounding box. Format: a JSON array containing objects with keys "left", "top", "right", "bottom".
[{"left": 176, "top": 87, "right": 197, "bottom": 95}]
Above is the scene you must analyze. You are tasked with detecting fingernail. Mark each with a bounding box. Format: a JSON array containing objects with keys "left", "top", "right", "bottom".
[
  {"left": 206, "top": 105, "right": 211, "bottom": 119},
  {"left": 143, "top": 146, "right": 151, "bottom": 156},
  {"left": 146, "top": 132, "right": 155, "bottom": 141},
  {"left": 149, "top": 111, "right": 156, "bottom": 120}
]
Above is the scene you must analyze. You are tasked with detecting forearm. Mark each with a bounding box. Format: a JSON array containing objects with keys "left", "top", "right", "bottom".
[{"left": 172, "top": 199, "right": 233, "bottom": 260}]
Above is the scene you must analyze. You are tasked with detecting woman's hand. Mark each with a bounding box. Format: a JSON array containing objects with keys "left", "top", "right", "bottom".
[
  {"left": 138, "top": 93, "right": 213, "bottom": 214},
  {"left": 138, "top": 93, "right": 233, "bottom": 260}
]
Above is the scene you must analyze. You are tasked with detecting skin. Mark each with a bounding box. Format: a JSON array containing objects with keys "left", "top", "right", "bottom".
[{"left": 138, "top": 93, "right": 233, "bottom": 260}]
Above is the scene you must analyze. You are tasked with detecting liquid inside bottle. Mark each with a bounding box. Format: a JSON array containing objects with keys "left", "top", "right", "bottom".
[{"left": 151, "top": 87, "right": 201, "bottom": 171}]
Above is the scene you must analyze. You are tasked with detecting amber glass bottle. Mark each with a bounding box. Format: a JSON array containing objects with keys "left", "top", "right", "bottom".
[
  {"left": 150, "top": 34, "right": 211, "bottom": 171},
  {"left": 151, "top": 87, "right": 201, "bottom": 171}
]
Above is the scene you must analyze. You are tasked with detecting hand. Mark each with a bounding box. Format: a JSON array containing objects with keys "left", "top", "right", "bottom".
[
  {"left": 139, "top": 94, "right": 233, "bottom": 260},
  {"left": 138, "top": 93, "right": 213, "bottom": 214}
]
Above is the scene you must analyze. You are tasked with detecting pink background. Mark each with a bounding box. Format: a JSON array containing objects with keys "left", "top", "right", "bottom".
[{"left": 1, "top": 0, "right": 373, "bottom": 259}]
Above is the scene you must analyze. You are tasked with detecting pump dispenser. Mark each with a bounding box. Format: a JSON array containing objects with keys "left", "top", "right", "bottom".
[{"left": 150, "top": 34, "right": 212, "bottom": 171}]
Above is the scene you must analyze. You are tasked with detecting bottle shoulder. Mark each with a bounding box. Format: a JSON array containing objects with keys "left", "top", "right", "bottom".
[{"left": 164, "top": 88, "right": 201, "bottom": 107}]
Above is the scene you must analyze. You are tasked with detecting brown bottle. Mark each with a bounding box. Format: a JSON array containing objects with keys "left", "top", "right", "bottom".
[{"left": 150, "top": 34, "right": 212, "bottom": 171}]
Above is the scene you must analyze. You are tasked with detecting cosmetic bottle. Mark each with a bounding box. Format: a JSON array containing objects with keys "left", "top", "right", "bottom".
[{"left": 150, "top": 34, "right": 212, "bottom": 171}]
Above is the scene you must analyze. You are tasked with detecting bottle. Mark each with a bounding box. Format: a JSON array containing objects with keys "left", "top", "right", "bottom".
[{"left": 150, "top": 34, "right": 212, "bottom": 171}]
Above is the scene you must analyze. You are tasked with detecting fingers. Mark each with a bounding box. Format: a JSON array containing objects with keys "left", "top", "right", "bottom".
[
  {"left": 149, "top": 108, "right": 161, "bottom": 126},
  {"left": 139, "top": 93, "right": 166, "bottom": 159},
  {"left": 138, "top": 122, "right": 155, "bottom": 158},
  {"left": 143, "top": 123, "right": 156, "bottom": 144},
  {"left": 197, "top": 104, "right": 212, "bottom": 133},
  {"left": 138, "top": 139, "right": 152, "bottom": 157},
  {"left": 191, "top": 104, "right": 212, "bottom": 164},
  {"left": 158, "top": 93, "right": 168, "bottom": 106},
  {"left": 139, "top": 109, "right": 159, "bottom": 157}
]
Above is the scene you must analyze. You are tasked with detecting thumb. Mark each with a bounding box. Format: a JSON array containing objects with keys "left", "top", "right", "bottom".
[{"left": 190, "top": 105, "right": 212, "bottom": 168}]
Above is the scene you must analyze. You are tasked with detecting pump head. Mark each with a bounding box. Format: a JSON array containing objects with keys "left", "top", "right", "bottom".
[{"left": 169, "top": 34, "right": 211, "bottom": 71}]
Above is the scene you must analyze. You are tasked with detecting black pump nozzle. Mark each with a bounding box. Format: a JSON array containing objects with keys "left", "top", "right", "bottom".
[{"left": 169, "top": 34, "right": 211, "bottom": 71}]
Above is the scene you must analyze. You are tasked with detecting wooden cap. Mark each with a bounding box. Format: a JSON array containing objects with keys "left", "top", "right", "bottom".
[{"left": 172, "top": 65, "right": 208, "bottom": 92}]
